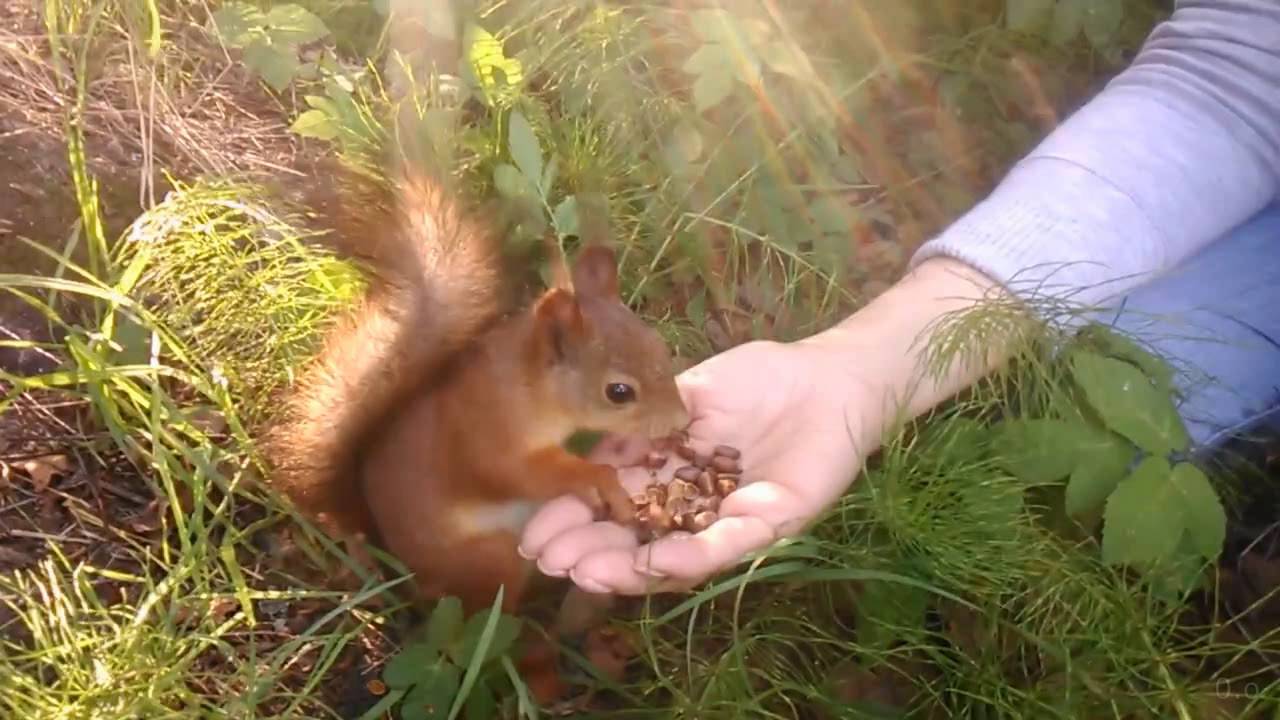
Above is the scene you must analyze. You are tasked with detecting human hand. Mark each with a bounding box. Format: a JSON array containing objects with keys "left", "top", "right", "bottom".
[{"left": 518, "top": 338, "right": 882, "bottom": 594}]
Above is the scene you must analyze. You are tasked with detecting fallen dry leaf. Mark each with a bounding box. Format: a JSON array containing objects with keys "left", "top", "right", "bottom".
[{"left": 20, "top": 453, "right": 71, "bottom": 490}]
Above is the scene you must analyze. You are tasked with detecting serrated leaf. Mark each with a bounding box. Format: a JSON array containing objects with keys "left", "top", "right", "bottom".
[
  {"left": 1102, "top": 456, "right": 1185, "bottom": 566},
  {"left": 264, "top": 4, "right": 329, "bottom": 45},
  {"left": 1005, "top": 0, "right": 1055, "bottom": 33},
  {"left": 210, "top": 2, "right": 263, "bottom": 47},
  {"left": 1078, "top": 324, "right": 1176, "bottom": 395},
  {"left": 1169, "top": 462, "right": 1225, "bottom": 560},
  {"left": 1071, "top": 351, "right": 1189, "bottom": 455},
  {"left": 242, "top": 39, "right": 299, "bottom": 93},
  {"left": 1049, "top": 0, "right": 1086, "bottom": 45},
  {"left": 553, "top": 196, "right": 579, "bottom": 239},
  {"left": 464, "top": 23, "right": 523, "bottom": 106},
  {"left": 1081, "top": 0, "right": 1125, "bottom": 50},
  {"left": 400, "top": 662, "right": 461, "bottom": 720},
  {"left": 506, "top": 111, "right": 543, "bottom": 192},
  {"left": 383, "top": 642, "right": 441, "bottom": 690},
  {"left": 993, "top": 418, "right": 1088, "bottom": 484},
  {"left": 289, "top": 109, "right": 337, "bottom": 140},
  {"left": 1064, "top": 429, "right": 1134, "bottom": 516},
  {"left": 492, "top": 163, "right": 534, "bottom": 199}
]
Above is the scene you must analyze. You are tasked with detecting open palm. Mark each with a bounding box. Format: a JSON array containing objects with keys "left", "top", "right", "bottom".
[{"left": 519, "top": 339, "right": 879, "bottom": 595}]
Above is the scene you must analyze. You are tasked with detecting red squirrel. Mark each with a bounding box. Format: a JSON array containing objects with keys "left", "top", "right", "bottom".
[{"left": 265, "top": 162, "right": 689, "bottom": 682}]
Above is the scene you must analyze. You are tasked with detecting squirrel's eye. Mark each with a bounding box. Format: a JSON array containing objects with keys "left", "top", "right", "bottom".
[{"left": 605, "top": 383, "right": 636, "bottom": 404}]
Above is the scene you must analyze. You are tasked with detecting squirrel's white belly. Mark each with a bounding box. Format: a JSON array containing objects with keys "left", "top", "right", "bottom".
[{"left": 451, "top": 500, "right": 538, "bottom": 536}]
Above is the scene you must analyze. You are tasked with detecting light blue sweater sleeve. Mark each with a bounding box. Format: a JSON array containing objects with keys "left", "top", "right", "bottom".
[{"left": 910, "top": 0, "right": 1280, "bottom": 307}]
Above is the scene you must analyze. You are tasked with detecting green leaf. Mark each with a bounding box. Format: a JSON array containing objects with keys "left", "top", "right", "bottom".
[
  {"left": 661, "top": 121, "right": 704, "bottom": 174},
  {"left": 506, "top": 111, "right": 543, "bottom": 192},
  {"left": 384, "top": 642, "right": 441, "bottom": 690},
  {"left": 993, "top": 418, "right": 1088, "bottom": 484},
  {"left": 289, "top": 109, "right": 337, "bottom": 140},
  {"left": 1081, "top": 0, "right": 1125, "bottom": 49},
  {"left": 1005, "top": 0, "right": 1055, "bottom": 33},
  {"left": 451, "top": 610, "right": 521, "bottom": 667},
  {"left": 426, "top": 597, "right": 465, "bottom": 655},
  {"left": 856, "top": 578, "right": 929, "bottom": 651},
  {"left": 1102, "top": 456, "right": 1185, "bottom": 566},
  {"left": 685, "top": 288, "right": 707, "bottom": 328},
  {"left": 691, "top": 64, "right": 734, "bottom": 113},
  {"left": 1077, "top": 324, "right": 1177, "bottom": 396},
  {"left": 918, "top": 417, "right": 989, "bottom": 467},
  {"left": 462, "top": 679, "right": 497, "bottom": 720},
  {"left": 264, "top": 4, "right": 329, "bottom": 45},
  {"left": 684, "top": 44, "right": 736, "bottom": 113},
  {"left": 242, "top": 38, "right": 299, "bottom": 93},
  {"left": 760, "top": 39, "right": 807, "bottom": 79},
  {"left": 564, "top": 429, "right": 605, "bottom": 457},
  {"left": 400, "top": 663, "right": 461, "bottom": 720},
  {"left": 1049, "top": 0, "right": 1086, "bottom": 45},
  {"left": 553, "top": 196, "right": 579, "bottom": 239},
  {"left": 541, "top": 156, "right": 559, "bottom": 197},
  {"left": 210, "top": 2, "right": 263, "bottom": 47},
  {"left": 447, "top": 591, "right": 515, "bottom": 720},
  {"left": 1064, "top": 430, "right": 1134, "bottom": 516},
  {"left": 492, "top": 164, "right": 535, "bottom": 200},
  {"left": 1071, "top": 351, "right": 1189, "bottom": 455},
  {"left": 463, "top": 23, "right": 523, "bottom": 106},
  {"left": 1169, "top": 462, "right": 1225, "bottom": 560}
]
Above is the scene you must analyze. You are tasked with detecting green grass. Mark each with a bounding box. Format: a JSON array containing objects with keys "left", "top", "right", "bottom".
[{"left": 4, "top": 0, "right": 1280, "bottom": 718}]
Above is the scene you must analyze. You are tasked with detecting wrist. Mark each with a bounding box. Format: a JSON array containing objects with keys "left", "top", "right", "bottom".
[{"left": 796, "top": 256, "right": 1013, "bottom": 426}]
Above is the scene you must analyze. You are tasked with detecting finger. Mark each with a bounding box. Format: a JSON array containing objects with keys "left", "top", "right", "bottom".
[
  {"left": 717, "top": 479, "right": 816, "bottom": 536},
  {"left": 518, "top": 495, "right": 596, "bottom": 558},
  {"left": 631, "top": 515, "right": 777, "bottom": 581},
  {"left": 569, "top": 546, "right": 704, "bottom": 595},
  {"left": 518, "top": 466, "right": 664, "bottom": 558},
  {"left": 533, "top": 521, "right": 639, "bottom": 577}
]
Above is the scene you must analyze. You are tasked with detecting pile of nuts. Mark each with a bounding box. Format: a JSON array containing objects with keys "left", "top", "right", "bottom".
[{"left": 630, "top": 431, "right": 744, "bottom": 541}]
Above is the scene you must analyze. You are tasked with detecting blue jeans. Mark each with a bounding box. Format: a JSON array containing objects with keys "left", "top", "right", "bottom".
[{"left": 1099, "top": 201, "right": 1280, "bottom": 456}]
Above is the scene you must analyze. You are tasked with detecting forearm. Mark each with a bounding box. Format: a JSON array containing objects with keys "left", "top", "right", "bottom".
[
  {"left": 799, "top": 257, "right": 1013, "bottom": 439},
  {"left": 913, "top": 0, "right": 1280, "bottom": 307}
]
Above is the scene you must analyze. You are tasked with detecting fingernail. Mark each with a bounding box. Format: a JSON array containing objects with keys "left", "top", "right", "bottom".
[
  {"left": 568, "top": 570, "right": 612, "bottom": 594},
  {"left": 632, "top": 563, "right": 668, "bottom": 579},
  {"left": 535, "top": 559, "right": 569, "bottom": 578},
  {"left": 516, "top": 544, "right": 535, "bottom": 560}
]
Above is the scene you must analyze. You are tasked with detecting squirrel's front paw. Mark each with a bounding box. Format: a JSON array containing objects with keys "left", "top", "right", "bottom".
[
  {"left": 599, "top": 482, "right": 637, "bottom": 526},
  {"left": 576, "top": 482, "right": 636, "bottom": 526}
]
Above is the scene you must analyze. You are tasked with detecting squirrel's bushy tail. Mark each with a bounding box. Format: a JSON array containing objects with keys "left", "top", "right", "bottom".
[{"left": 267, "top": 168, "right": 504, "bottom": 539}]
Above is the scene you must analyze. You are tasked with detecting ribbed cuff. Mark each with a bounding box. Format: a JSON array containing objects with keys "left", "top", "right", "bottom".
[{"left": 909, "top": 156, "right": 1170, "bottom": 314}]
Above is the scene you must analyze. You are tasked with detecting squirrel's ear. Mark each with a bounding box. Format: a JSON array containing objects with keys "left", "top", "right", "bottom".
[
  {"left": 570, "top": 244, "right": 619, "bottom": 301},
  {"left": 532, "top": 288, "right": 585, "bottom": 363}
]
